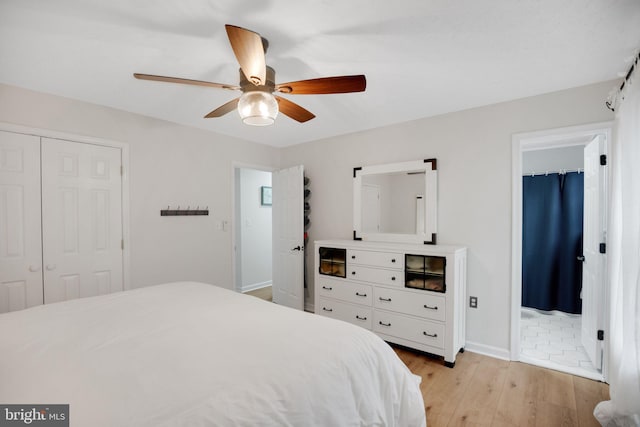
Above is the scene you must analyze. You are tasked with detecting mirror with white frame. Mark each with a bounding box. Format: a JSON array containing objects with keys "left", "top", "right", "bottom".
[{"left": 353, "top": 159, "right": 437, "bottom": 244}]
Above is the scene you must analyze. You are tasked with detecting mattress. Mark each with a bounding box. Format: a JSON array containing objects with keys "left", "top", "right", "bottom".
[{"left": 0, "top": 282, "right": 426, "bottom": 426}]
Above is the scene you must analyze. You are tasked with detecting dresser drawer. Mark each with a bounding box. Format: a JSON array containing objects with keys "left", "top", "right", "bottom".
[
  {"left": 348, "top": 249, "right": 404, "bottom": 269},
  {"left": 317, "top": 298, "right": 372, "bottom": 329},
  {"left": 316, "top": 278, "right": 372, "bottom": 306},
  {"left": 374, "top": 287, "right": 445, "bottom": 321},
  {"left": 374, "top": 310, "right": 445, "bottom": 349},
  {"left": 347, "top": 265, "right": 403, "bottom": 287}
]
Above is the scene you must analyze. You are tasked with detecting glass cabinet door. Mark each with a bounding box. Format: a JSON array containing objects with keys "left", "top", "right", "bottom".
[
  {"left": 319, "top": 247, "right": 347, "bottom": 278},
  {"left": 405, "top": 254, "right": 446, "bottom": 292}
]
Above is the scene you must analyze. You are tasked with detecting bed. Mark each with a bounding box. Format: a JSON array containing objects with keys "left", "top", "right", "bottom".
[{"left": 0, "top": 282, "right": 426, "bottom": 426}]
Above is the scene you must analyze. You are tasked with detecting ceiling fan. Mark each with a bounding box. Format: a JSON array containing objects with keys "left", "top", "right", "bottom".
[{"left": 134, "top": 24, "right": 367, "bottom": 126}]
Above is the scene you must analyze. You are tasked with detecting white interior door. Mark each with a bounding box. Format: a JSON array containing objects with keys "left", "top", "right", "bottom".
[
  {"left": 41, "top": 138, "right": 123, "bottom": 304},
  {"left": 581, "top": 135, "right": 606, "bottom": 370},
  {"left": 362, "top": 184, "right": 380, "bottom": 232},
  {"left": 272, "top": 165, "right": 304, "bottom": 310},
  {"left": 0, "top": 131, "right": 43, "bottom": 313}
]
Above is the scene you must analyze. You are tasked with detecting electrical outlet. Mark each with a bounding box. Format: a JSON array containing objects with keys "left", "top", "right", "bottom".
[{"left": 470, "top": 296, "right": 478, "bottom": 308}]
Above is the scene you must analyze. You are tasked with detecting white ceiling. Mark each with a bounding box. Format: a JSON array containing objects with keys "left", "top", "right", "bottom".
[{"left": 1, "top": 0, "right": 639, "bottom": 148}]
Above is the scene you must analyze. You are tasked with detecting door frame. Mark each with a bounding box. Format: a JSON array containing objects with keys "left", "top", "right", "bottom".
[
  {"left": 510, "top": 121, "right": 612, "bottom": 382},
  {"left": 231, "top": 162, "right": 275, "bottom": 293},
  {"left": 0, "top": 122, "right": 131, "bottom": 291}
]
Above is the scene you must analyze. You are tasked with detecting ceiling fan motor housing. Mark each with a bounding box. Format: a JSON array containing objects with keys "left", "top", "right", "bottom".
[{"left": 240, "top": 65, "right": 276, "bottom": 94}]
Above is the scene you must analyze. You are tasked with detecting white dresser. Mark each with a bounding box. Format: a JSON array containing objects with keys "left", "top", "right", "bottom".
[{"left": 314, "top": 239, "right": 467, "bottom": 367}]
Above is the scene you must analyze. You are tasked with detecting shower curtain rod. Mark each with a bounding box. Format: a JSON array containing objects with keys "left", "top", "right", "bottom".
[
  {"left": 523, "top": 168, "right": 583, "bottom": 177},
  {"left": 606, "top": 51, "right": 640, "bottom": 111}
]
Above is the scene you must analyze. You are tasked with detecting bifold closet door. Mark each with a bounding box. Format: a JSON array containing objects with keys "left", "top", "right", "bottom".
[
  {"left": 41, "top": 138, "right": 124, "bottom": 304},
  {"left": 0, "top": 131, "right": 44, "bottom": 313}
]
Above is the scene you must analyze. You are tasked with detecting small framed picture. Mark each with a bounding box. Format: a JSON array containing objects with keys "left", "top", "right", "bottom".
[{"left": 261, "top": 186, "right": 272, "bottom": 206}]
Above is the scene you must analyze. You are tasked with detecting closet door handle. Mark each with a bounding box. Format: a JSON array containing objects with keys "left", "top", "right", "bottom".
[
  {"left": 391, "top": 276, "right": 396, "bottom": 281},
  {"left": 46, "top": 264, "right": 57, "bottom": 271},
  {"left": 28, "top": 265, "right": 41, "bottom": 272}
]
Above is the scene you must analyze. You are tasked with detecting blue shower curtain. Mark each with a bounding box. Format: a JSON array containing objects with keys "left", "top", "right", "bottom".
[{"left": 522, "top": 172, "right": 584, "bottom": 314}]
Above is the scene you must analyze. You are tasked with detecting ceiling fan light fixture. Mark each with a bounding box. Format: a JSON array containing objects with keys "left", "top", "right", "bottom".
[{"left": 237, "top": 91, "right": 278, "bottom": 126}]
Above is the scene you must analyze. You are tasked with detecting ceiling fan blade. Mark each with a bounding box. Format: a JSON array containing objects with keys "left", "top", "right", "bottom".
[
  {"left": 276, "top": 75, "right": 366, "bottom": 95},
  {"left": 275, "top": 96, "right": 315, "bottom": 123},
  {"left": 134, "top": 73, "right": 240, "bottom": 90},
  {"left": 225, "top": 24, "right": 266, "bottom": 86},
  {"left": 204, "top": 98, "right": 240, "bottom": 118}
]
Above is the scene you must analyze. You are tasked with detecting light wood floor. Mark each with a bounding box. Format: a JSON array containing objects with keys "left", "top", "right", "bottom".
[
  {"left": 393, "top": 346, "right": 609, "bottom": 427},
  {"left": 244, "top": 286, "right": 272, "bottom": 302}
]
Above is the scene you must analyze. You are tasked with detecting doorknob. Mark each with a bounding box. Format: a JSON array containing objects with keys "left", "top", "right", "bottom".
[
  {"left": 46, "top": 264, "right": 57, "bottom": 271},
  {"left": 291, "top": 246, "right": 303, "bottom": 251},
  {"left": 28, "top": 265, "right": 41, "bottom": 272},
  {"left": 577, "top": 255, "right": 585, "bottom": 262}
]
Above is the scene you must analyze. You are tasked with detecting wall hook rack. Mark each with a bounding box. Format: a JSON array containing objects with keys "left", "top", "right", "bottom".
[{"left": 161, "top": 206, "right": 209, "bottom": 216}]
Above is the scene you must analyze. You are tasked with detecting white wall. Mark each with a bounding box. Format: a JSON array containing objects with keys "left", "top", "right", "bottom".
[
  {"left": 280, "top": 80, "right": 616, "bottom": 354},
  {"left": 523, "top": 145, "right": 585, "bottom": 175},
  {"left": 0, "top": 84, "right": 279, "bottom": 290},
  {"left": 238, "top": 168, "right": 272, "bottom": 291}
]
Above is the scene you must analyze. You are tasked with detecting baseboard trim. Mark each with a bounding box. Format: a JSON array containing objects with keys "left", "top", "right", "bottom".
[
  {"left": 241, "top": 281, "right": 272, "bottom": 293},
  {"left": 465, "top": 341, "right": 511, "bottom": 361}
]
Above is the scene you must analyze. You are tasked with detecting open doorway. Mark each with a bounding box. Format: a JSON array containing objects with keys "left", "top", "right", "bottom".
[
  {"left": 233, "top": 166, "right": 273, "bottom": 302},
  {"left": 511, "top": 122, "right": 612, "bottom": 382}
]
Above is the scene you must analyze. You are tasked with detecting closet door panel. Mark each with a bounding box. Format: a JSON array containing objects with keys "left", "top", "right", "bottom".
[
  {"left": 41, "top": 138, "right": 123, "bottom": 304},
  {"left": 0, "top": 131, "right": 43, "bottom": 313}
]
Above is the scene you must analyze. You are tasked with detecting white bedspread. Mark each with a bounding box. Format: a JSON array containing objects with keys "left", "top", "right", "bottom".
[{"left": 0, "top": 282, "right": 426, "bottom": 426}]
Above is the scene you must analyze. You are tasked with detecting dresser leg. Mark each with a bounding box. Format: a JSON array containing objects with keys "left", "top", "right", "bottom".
[{"left": 444, "top": 361, "right": 455, "bottom": 368}]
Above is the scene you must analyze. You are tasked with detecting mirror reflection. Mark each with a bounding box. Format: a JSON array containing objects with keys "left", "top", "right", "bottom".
[
  {"left": 361, "top": 172, "right": 425, "bottom": 234},
  {"left": 353, "top": 159, "right": 437, "bottom": 244}
]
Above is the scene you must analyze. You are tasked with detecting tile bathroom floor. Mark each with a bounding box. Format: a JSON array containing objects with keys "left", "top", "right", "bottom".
[{"left": 520, "top": 307, "right": 601, "bottom": 380}]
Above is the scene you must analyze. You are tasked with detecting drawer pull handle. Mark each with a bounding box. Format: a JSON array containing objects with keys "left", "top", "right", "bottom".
[
  {"left": 322, "top": 307, "right": 333, "bottom": 312},
  {"left": 391, "top": 276, "right": 396, "bottom": 281},
  {"left": 355, "top": 292, "right": 367, "bottom": 297},
  {"left": 352, "top": 255, "right": 356, "bottom": 259},
  {"left": 351, "top": 271, "right": 356, "bottom": 275},
  {"left": 423, "top": 331, "right": 438, "bottom": 338},
  {"left": 423, "top": 304, "right": 438, "bottom": 310},
  {"left": 391, "top": 258, "right": 396, "bottom": 263},
  {"left": 379, "top": 321, "right": 391, "bottom": 327},
  {"left": 356, "top": 315, "right": 367, "bottom": 321},
  {"left": 322, "top": 286, "right": 333, "bottom": 290},
  {"left": 379, "top": 297, "right": 392, "bottom": 302}
]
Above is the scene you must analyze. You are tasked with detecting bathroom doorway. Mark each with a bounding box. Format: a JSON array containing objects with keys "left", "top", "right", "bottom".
[{"left": 511, "top": 123, "right": 611, "bottom": 381}]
